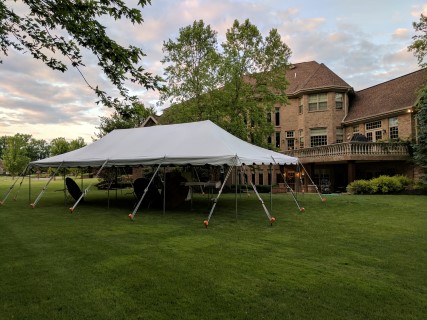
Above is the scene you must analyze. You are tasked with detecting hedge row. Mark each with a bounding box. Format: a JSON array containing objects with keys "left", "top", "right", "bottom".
[{"left": 346, "top": 175, "right": 411, "bottom": 194}]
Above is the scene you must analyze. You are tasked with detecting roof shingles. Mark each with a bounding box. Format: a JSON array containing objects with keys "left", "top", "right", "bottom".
[{"left": 345, "top": 69, "right": 426, "bottom": 123}]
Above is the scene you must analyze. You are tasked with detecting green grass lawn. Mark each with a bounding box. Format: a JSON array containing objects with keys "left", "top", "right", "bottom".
[{"left": 0, "top": 176, "right": 426, "bottom": 319}]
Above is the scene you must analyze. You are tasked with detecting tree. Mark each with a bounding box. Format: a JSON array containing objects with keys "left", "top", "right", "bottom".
[
  {"left": 161, "top": 20, "right": 220, "bottom": 122},
  {"left": 160, "top": 19, "right": 291, "bottom": 148},
  {"left": 408, "top": 14, "right": 427, "bottom": 68},
  {"left": 0, "top": 135, "right": 7, "bottom": 159},
  {"left": 26, "top": 138, "right": 50, "bottom": 161},
  {"left": 95, "top": 101, "right": 155, "bottom": 138},
  {"left": 413, "top": 85, "right": 427, "bottom": 185},
  {"left": 219, "top": 20, "right": 291, "bottom": 146},
  {"left": 49, "top": 137, "right": 69, "bottom": 156},
  {"left": 408, "top": 13, "right": 427, "bottom": 186},
  {"left": 69, "top": 137, "right": 86, "bottom": 151},
  {"left": 3, "top": 133, "right": 30, "bottom": 177},
  {"left": 0, "top": 0, "right": 162, "bottom": 109}
]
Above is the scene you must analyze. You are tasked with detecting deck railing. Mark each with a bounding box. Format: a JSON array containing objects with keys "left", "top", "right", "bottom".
[{"left": 288, "top": 142, "right": 410, "bottom": 160}]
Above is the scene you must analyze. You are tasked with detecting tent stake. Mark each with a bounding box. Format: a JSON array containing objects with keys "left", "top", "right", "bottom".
[
  {"left": 69, "top": 160, "right": 108, "bottom": 213},
  {"left": 129, "top": 162, "right": 163, "bottom": 220},
  {"left": 30, "top": 162, "right": 64, "bottom": 208}
]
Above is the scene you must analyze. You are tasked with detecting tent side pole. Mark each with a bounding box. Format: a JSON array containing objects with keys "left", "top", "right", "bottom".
[
  {"left": 163, "top": 166, "right": 166, "bottom": 215},
  {"left": 129, "top": 162, "right": 163, "bottom": 220},
  {"left": 235, "top": 166, "right": 238, "bottom": 220},
  {"left": 31, "top": 163, "right": 64, "bottom": 208},
  {"left": 63, "top": 169, "right": 66, "bottom": 207},
  {"left": 205, "top": 165, "right": 234, "bottom": 225},
  {"left": 69, "top": 160, "right": 108, "bottom": 213},
  {"left": 269, "top": 165, "right": 273, "bottom": 212},
  {"left": 29, "top": 167, "right": 31, "bottom": 204}
]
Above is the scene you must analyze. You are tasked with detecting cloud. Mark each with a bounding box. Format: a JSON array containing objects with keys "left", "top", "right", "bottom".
[
  {"left": 411, "top": 4, "right": 427, "bottom": 17},
  {"left": 392, "top": 28, "right": 410, "bottom": 39}
]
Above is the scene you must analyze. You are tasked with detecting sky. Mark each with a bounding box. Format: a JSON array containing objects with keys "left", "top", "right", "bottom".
[{"left": 0, "top": 0, "right": 426, "bottom": 143}]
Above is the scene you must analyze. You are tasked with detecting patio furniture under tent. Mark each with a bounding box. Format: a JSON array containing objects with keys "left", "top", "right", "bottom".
[{"left": 27, "top": 120, "right": 300, "bottom": 225}]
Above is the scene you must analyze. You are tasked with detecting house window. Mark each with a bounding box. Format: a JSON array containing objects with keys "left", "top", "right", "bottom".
[
  {"left": 336, "top": 128, "right": 343, "bottom": 143},
  {"left": 335, "top": 93, "right": 343, "bottom": 110},
  {"left": 366, "top": 120, "right": 382, "bottom": 142},
  {"left": 299, "top": 129, "right": 304, "bottom": 148},
  {"left": 258, "top": 173, "right": 264, "bottom": 185},
  {"left": 299, "top": 97, "right": 303, "bottom": 114},
  {"left": 275, "top": 132, "right": 280, "bottom": 148},
  {"left": 366, "top": 120, "right": 382, "bottom": 130},
  {"left": 308, "top": 93, "right": 327, "bottom": 111},
  {"left": 287, "top": 139, "right": 295, "bottom": 150},
  {"left": 267, "top": 135, "right": 272, "bottom": 146},
  {"left": 389, "top": 117, "right": 399, "bottom": 140},
  {"left": 275, "top": 108, "right": 280, "bottom": 126},
  {"left": 285, "top": 131, "right": 294, "bottom": 150},
  {"left": 353, "top": 125, "right": 359, "bottom": 133},
  {"left": 310, "top": 128, "right": 327, "bottom": 147}
]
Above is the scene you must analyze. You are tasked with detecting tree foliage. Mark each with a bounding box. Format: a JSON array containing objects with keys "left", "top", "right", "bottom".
[
  {"left": 0, "top": 0, "right": 162, "bottom": 108},
  {"left": 3, "top": 133, "right": 30, "bottom": 176},
  {"left": 160, "top": 19, "right": 291, "bottom": 149},
  {"left": 413, "top": 85, "right": 427, "bottom": 185},
  {"left": 409, "top": 13, "right": 427, "bottom": 186},
  {"left": 161, "top": 20, "right": 220, "bottom": 120},
  {"left": 95, "top": 101, "right": 155, "bottom": 138},
  {"left": 408, "top": 14, "right": 427, "bottom": 68},
  {"left": 25, "top": 137, "right": 50, "bottom": 161},
  {"left": 49, "top": 137, "right": 70, "bottom": 156}
]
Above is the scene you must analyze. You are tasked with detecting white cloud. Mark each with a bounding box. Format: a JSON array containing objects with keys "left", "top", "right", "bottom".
[{"left": 392, "top": 28, "right": 410, "bottom": 39}]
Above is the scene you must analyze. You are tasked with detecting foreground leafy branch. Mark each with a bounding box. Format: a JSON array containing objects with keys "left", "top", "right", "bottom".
[{"left": 0, "top": 0, "right": 163, "bottom": 108}]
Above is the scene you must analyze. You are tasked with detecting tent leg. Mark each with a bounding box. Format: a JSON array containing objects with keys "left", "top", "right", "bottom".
[
  {"left": 269, "top": 165, "right": 273, "bottom": 212},
  {"left": 205, "top": 165, "right": 234, "bottom": 227},
  {"left": 163, "top": 167, "right": 166, "bottom": 215},
  {"left": 69, "top": 160, "right": 108, "bottom": 213},
  {"left": 31, "top": 162, "right": 64, "bottom": 208},
  {"left": 235, "top": 166, "right": 238, "bottom": 220},
  {"left": 129, "top": 163, "right": 163, "bottom": 220},
  {"left": 29, "top": 167, "right": 31, "bottom": 204},
  {"left": 63, "top": 170, "right": 66, "bottom": 207}
]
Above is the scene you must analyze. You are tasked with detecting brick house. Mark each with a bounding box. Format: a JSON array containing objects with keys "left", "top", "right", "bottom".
[
  {"left": 260, "top": 61, "right": 425, "bottom": 192},
  {"left": 151, "top": 61, "right": 424, "bottom": 192}
]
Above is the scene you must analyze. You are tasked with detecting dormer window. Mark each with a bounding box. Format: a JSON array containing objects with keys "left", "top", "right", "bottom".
[{"left": 308, "top": 93, "right": 327, "bottom": 111}]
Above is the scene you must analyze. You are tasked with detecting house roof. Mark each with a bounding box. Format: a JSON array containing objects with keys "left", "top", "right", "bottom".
[
  {"left": 344, "top": 69, "right": 426, "bottom": 123},
  {"left": 286, "top": 61, "right": 352, "bottom": 96}
]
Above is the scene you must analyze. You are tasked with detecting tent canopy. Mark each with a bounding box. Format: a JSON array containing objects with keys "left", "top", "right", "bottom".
[{"left": 30, "top": 120, "right": 298, "bottom": 168}]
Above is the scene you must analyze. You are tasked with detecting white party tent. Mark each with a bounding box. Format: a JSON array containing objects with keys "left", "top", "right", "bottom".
[
  {"left": 30, "top": 120, "right": 298, "bottom": 168},
  {"left": 25, "top": 120, "right": 300, "bottom": 224}
]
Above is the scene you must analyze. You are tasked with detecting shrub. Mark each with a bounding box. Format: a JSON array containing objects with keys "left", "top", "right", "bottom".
[
  {"left": 347, "top": 175, "right": 411, "bottom": 194},
  {"left": 346, "top": 179, "right": 372, "bottom": 194}
]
